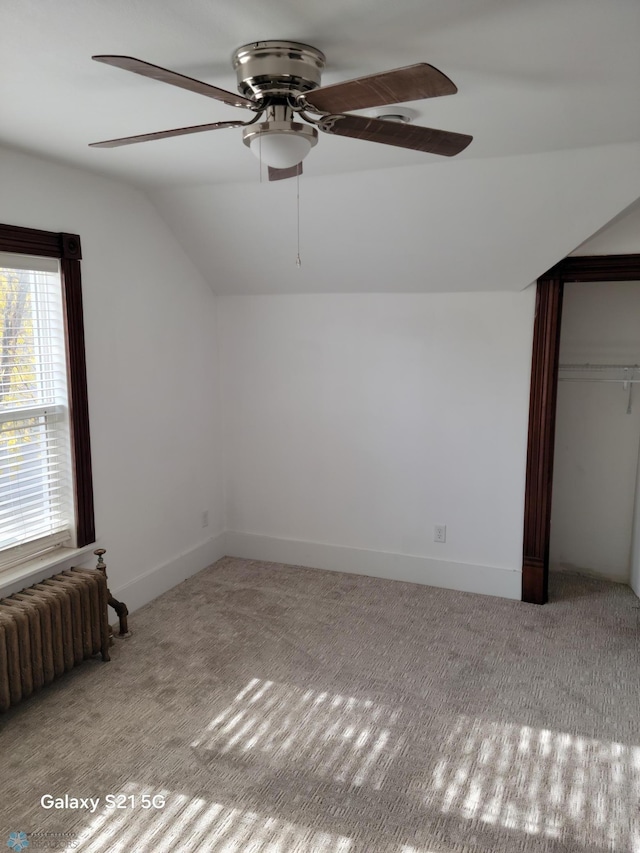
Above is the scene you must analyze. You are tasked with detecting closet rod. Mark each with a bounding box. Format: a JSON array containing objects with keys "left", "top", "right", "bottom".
[
  {"left": 558, "top": 363, "right": 640, "bottom": 383},
  {"left": 558, "top": 378, "right": 640, "bottom": 383}
]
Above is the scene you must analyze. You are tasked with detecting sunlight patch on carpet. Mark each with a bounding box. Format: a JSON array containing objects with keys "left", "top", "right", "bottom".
[
  {"left": 426, "top": 714, "right": 640, "bottom": 851},
  {"left": 191, "top": 678, "right": 640, "bottom": 852},
  {"left": 72, "top": 781, "right": 354, "bottom": 853},
  {"left": 191, "top": 677, "right": 402, "bottom": 791}
]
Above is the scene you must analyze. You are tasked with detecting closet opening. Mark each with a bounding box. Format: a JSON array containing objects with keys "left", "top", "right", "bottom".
[{"left": 522, "top": 254, "right": 640, "bottom": 604}]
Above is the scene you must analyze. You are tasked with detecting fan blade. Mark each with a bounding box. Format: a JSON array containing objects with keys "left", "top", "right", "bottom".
[
  {"left": 303, "top": 64, "right": 457, "bottom": 114},
  {"left": 92, "top": 55, "right": 254, "bottom": 109},
  {"left": 89, "top": 120, "right": 244, "bottom": 148},
  {"left": 268, "top": 163, "right": 303, "bottom": 181},
  {"left": 318, "top": 114, "right": 472, "bottom": 157}
]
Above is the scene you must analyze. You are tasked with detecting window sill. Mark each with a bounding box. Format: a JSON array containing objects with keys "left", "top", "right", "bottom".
[{"left": 0, "top": 543, "right": 98, "bottom": 593}]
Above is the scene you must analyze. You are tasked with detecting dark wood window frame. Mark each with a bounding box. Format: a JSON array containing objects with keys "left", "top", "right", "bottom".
[
  {"left": 0, "top": 222, "right": 95, "bottom": 548},
  {"left": 523, "top": 253, "right": 640, "bottom": 604}
]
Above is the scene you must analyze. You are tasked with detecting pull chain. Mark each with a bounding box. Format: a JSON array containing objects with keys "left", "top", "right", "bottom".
[{"left": 296, "top": 168, "right": 302, "bottom": 267}]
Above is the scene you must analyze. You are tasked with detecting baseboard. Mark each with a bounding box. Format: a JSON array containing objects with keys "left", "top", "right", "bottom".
[
  {"left": 111, "top": 533, "right": 228, "bottom": 613},
  {"left": 0, "top": 531, "right": 520, "bottom": 616},
  {"left": 224, "top": 532, "right": 521, "bottom": 600}
]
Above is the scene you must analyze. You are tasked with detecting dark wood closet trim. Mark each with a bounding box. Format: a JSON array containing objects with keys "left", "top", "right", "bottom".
[
  {"left": 0, "top": 222, "right": 95, "bottom": 547},
  {"left": 523, "top": 253, "right": 640, "bottom": 603}
]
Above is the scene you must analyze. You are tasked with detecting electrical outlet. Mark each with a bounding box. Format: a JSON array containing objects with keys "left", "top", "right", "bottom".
[
  {"left": 201, "top": 510, "right": 209, "bottom": 528},
  {"left": 434, "top": 524, "right": 446, "bottom": 543}
]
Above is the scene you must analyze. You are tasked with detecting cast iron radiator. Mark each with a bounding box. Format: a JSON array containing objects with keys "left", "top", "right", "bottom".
[{"left": 0, "top": 568, "right": 110, "bottom": 712}]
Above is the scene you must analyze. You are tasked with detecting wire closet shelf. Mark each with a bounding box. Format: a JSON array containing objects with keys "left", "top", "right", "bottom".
[
  {"left": 558, "top": 364, "right": 640, "bottom": 414},
  {"left": 558, "top": 364, "right": 640, "bottom": 385}
]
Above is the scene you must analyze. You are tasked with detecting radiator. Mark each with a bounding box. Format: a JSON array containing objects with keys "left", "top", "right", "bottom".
[{"left": 0, "top": 568, "right": 110, "bottom": 712}]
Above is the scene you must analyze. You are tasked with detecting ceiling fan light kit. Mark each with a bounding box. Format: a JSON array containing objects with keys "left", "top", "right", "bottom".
[
  {"left": 247, "top": 125, "right": 316, "bottom": 169},
  {"left": 242, "top": 104, "right": 318, "bottom": 169},
  {"left": 90, "top": 39, "right": 472, "bottom": 178}
]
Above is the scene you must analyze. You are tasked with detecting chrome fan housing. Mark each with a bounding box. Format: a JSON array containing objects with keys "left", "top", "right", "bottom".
[{"left": 232, "top": 41, "right": 326, "bottom": 101}]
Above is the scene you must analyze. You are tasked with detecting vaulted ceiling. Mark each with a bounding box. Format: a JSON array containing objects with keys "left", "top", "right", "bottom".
[{"left": 3, "top": 0, "right": 640, "bottom": 293}]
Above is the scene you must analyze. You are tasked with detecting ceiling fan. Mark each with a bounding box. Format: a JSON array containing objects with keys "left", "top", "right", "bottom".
[{"left": 89, "top": 40, "right": 472, "bottom": 180}]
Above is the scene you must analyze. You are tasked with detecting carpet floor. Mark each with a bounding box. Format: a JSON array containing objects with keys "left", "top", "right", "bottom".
[{"left": 0, "top": 557, "right": 639, "bottom": 853}]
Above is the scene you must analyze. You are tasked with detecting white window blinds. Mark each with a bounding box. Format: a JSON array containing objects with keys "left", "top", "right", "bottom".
[{"left": 0, "top": 252, "right": 73, "bottom": 569}]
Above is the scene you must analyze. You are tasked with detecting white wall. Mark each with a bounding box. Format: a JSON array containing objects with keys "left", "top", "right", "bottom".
[
  {"left": 219, "top": 291, "right": 536, "bottom": 599},
  {"left": 4, "top": 142, "right": 637, "bottom": 611},
  {"left": 550, "top": 281, "right": 640, "bottom": 583},
  {"left": 0, "top": 145, "right": 226, "bottom": 608}
]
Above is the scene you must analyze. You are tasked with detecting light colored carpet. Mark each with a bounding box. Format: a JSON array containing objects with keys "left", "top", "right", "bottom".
[{"left": 0, "top": 557, "right": 639, "bottom": 853}]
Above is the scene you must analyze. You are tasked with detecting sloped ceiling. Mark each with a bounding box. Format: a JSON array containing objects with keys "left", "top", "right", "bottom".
[
  {"left": 2, "top": 0, "right": 640, "bottom": 293},
  {"left": 150, "top": 143, "right": 640, "bottom": 293},
  {"left": 571, "top": 198, "right": 640, "bottom": 257}
]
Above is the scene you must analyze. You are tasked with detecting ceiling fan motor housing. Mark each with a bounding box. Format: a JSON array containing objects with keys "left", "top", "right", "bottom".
[{"left": 232, "top": 40, "right": 326, "bottom": 100}]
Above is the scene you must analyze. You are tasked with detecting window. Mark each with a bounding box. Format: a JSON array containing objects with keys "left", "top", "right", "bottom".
[{"left": 0, "top": 224, "right": 94, "bottom": 573}]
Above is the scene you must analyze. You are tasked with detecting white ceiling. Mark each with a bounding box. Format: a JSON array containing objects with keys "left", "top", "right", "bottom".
[
  {"left": 2, "top": 0, "right": 640, "bottom": 188},
  {"left": 151, "top": 143, "right": 640, "bottom": 293}
]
